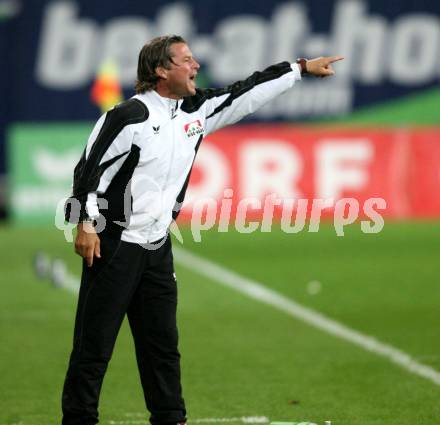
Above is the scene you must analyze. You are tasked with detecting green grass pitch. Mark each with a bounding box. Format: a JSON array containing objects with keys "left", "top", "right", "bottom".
[{"left": 1, "top": 222, "right": 439, "bottom": 425}]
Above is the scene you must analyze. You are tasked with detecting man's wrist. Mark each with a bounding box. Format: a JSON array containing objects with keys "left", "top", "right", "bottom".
[
  {"left": 81, "top": 216, "right": 96, "bottom": 226},
  {"left": 78, "top": 219, "right": 97, "bottom": 235},
  {"left": 296, "top": 58, "right": 308, "bottom": 75}
]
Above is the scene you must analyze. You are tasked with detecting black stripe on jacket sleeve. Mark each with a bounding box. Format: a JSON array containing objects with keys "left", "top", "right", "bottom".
[
  {"left": 180, "top": 62, "right": 292, "bottom": 115},
  {"left": 64, "top": 98, "right": 148, "bottom": 223}
]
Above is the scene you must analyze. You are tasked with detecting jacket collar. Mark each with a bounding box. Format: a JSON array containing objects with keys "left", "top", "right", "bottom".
[{"left": 137, "top": 90, "right": 180, "bottom": 118}]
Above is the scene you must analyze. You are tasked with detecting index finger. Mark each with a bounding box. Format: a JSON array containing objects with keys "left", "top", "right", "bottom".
[
  {"left": 327, "top": 56, "right": 344, "bottom": 63},
  {"left": 86, "top": 247, "right": 94, "bottom": 267}
]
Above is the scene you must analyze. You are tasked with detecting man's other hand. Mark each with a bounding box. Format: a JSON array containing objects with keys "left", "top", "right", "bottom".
[
  {"left": 75, "top": 223, "right": 101, "bottom": 267},
  {"left": 306, "top": 56, "right": 344, "bottom": 77}
]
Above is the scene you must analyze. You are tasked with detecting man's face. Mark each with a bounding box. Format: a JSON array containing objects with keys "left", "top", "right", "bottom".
[{"left": 159, "top": 43, "right": 200, "bottom": 98}]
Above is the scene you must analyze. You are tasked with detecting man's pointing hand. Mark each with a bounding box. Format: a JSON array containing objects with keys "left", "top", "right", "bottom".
[{"left": 304, "top": 56, "right": 344, "bottom": 77}]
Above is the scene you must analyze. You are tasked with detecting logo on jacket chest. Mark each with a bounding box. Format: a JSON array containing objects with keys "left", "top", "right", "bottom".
[{"left": 184, "top": 120, "right": 204, "bottom": 138}]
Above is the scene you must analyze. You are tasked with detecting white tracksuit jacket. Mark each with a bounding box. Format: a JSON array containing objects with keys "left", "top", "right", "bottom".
[{"left": 65, "top": 62, "right": 302, "bottom": 244}]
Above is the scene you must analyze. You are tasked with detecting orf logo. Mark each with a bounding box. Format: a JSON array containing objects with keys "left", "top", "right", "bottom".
[{"left": 184, "top": 120, "right": 204, "bottom": 138}]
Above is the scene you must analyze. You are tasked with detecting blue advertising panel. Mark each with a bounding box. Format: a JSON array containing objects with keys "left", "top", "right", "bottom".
[
  {"left": 6, "top": 0, "right": 440, "bottom": 120},
  {"left": 2, "top": 0, "right": 440, "bottom": 176}
]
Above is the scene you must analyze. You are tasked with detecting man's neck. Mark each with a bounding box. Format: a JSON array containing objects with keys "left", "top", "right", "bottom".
[{"left": 154, "top": 85, "right": 181, "bottom": 100}]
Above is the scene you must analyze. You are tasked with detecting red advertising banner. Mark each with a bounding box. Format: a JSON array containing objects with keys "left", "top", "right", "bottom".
[
  {"left": 409, "top": 130, "right": 440, "bottom": 217},
  {"left": 178, "top": 126, "right": 440, "bottom": 221}
]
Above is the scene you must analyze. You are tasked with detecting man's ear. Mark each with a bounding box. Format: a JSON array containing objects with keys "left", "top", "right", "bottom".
[{"left": 155, "top": 66, "right": 168, "bottom": 80}]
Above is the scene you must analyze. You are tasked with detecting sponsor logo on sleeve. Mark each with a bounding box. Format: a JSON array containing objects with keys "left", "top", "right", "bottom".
[{"left": 184, "top": 120, "right": 204, "bottom": 138}]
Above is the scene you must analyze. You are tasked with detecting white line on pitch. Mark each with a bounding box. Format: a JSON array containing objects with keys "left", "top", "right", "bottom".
[
  {"left": 173, "top": 246, "right": 440, "bottom": 387},
  {"left": 112, "top": 417, "right": 269, "bottom": 424},
  {"left": 192, "top": 418, "right": 268, "bottom": 424}
]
